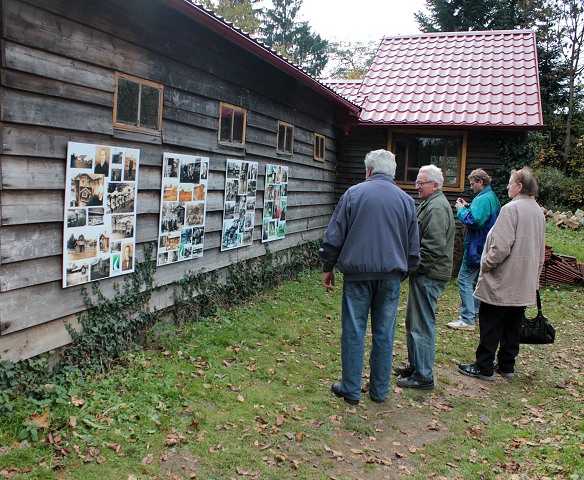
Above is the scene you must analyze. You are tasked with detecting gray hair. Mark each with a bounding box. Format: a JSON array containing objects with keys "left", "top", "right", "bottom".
[
  {"left": 419, "top": 165, "right": 444, "bottom": 188},
  {"left": 468, "top": 168, "right": 492, "bottom": 186},
  {"left": 512, "top": 167, "right": 539, "bottom": 197},
  {"left": 364, "top": 149, "right": 396, "bottom": 178}
]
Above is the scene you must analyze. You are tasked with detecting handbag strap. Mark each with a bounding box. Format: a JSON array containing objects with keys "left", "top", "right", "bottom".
[{"left": 536, "top": 290, "right": 542, "bottom": 313}]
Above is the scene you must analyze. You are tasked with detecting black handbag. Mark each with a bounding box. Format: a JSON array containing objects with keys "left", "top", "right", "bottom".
[{"left": 519, "top": 291, "right": 555, "bottom": 344}]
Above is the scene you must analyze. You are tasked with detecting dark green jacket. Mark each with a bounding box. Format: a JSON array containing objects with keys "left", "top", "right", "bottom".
[{"left": 414, "top": 190, "right": 455, "bottom": 281}]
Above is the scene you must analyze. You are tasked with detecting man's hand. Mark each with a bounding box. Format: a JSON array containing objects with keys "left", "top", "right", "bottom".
[{"left": 322, "top": 271, "right": 335, "bottom": 291}]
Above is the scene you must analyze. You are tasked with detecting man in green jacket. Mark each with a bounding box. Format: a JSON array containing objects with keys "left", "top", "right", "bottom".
[{"left": 394, "top": 165, "right": 455, "bottom": 389}]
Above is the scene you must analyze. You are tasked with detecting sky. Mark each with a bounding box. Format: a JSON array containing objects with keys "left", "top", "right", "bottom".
[{"left": 297, "top": 0, "right": 428, "bottom": 44}]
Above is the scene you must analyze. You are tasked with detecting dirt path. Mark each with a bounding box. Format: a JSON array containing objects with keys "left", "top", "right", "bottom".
[{"left": 309, "top": 366, "right": 493, "bottom": 479}]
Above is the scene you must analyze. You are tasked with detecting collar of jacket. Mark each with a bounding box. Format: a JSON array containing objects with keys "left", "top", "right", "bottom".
[
  {"left": 419, "top": 189, "right": 443, "bottom": 208},
  {"left": 366, "top": 173, "right": 397, "bottom": 185},
  {"left": 475, "top": 185, "right": 493, "bottom": 198}
]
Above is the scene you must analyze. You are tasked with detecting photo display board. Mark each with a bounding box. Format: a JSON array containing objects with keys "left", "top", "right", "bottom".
[
  {"left": 63, "top": 142, "right": 139, "bottom": 288},
  {"left": 262, "top": 164, "right": 288, "bottom": 242},
  {"left": 221, "top": 159, "right": 258, "bottom": 251},
  {"left": 157, "top": 153, "right": 210, "bottom": 266}
]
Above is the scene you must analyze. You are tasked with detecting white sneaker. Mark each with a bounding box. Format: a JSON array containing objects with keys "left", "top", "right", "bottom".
[{"left": 447, "top": 319, "right": 475, "bottom": 331}]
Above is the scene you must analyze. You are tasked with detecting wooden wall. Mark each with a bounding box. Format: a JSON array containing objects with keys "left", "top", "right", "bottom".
[
  {"left": 0, "top": 0, "right": 343, "bottom": 361},
  {"left": 336, "top": 126, "right": 514, "bottom": 204}
]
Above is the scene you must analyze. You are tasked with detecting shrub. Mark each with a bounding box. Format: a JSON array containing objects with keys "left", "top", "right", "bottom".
[{"left": 534, "top": 167, "right": 584, "bottom": 211}]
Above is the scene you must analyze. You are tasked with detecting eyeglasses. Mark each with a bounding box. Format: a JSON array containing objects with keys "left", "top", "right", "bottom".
[{"left": 414, "top": 181, "right": 434, "bottom": 187}]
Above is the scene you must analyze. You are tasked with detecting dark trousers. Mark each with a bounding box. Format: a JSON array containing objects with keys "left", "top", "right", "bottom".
[{"left": 476, "top": 302, "right": 524, "bottom": 375}]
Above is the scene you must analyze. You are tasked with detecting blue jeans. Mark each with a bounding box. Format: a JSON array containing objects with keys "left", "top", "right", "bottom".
[
  {"left": 405, "top": 275, "right": 448, "bottom": 382},
  {"left": 457, "top": 264, "right": 480, "bottom": 324},
  {"left": 340, "top": 278, "right": 401, "bottom": 402}
]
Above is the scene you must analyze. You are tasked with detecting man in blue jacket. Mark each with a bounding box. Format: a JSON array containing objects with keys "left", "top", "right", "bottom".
[
  {"left": 319, "top": 149, "right": 420, "bottom": 405},
  {"left": 448, "top": 169, "right": 501, "bottom": 331}
]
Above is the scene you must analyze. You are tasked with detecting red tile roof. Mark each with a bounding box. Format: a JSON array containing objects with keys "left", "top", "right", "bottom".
[
  {"left": 330, "top": 30, "right": 544, "bottom": 128},
  {"left": 322, "top": 80, "right": 365, "bottom": 105}
]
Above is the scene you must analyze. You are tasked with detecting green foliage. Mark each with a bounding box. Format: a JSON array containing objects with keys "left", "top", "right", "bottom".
[
  {"left": 259, "top": 0, "right": 329, "bottom": 76},
  {"left": 0, "top": 241, "right": 320, "bottom": 425},
  {"left": 545, "top": 223, "right": 584, "bottom": 260},
  {"left": 326, "top": 40, "right": 377, "bottom": 79},
  {"left": 62, "top": 242, "right": 158, "bottom": 373},
  {"left": 491, "top": 131, "right": 540, "bottom": 201},
  {"left": 415, "top": 0, "right": 542, "bottom": 33},
  {"left": 1, "top": 267, "right": 582, "bottom": 478},
  {"left": 200, "top": 0, "right": 262, "bottom": 34},
  {"left": 534, "top": 166, "right": 584, "bottom": 210},
  {"left": 173, "top": 240, "right": 320, "bottom": 323}
]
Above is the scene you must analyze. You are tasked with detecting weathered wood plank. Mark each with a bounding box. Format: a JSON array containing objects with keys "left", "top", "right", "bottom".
[
  {"left": 0, "top": 223, "right": 63, "bottom": 263},
  {"left": 4, "top": 41, "right": 114, "bottom": 93},
  {"left": 0, "top": 223, "right": 327, "bottom": 334},
  {"left": 1, "top": 156, "right": 64, "bottom": 190},
  {"left": 0, "top": 185, "right": 332, "bottom": 227},
  {"left": 7, "top": 1, "right": 337, "bottom": 133},
  {"left": 0, "top": 256, "right": 61, "bottom": 292},
  {"left": 0, "top": 0, "right": 341, "bottom": 360},
  {"left": 1, "top": 190, "right": 64, "bottom": 225},
  {"left": 0, "top": 315, "right": 79, "bottom": 362},
  {"left": 3, "top": 90, "right": 112, "bottom": 134},
  {"left": 0, "top": 205, "right": 328, "bottom": 291},
  {"left": 3, "top": 69, "right": 113, "bottom": 108}
]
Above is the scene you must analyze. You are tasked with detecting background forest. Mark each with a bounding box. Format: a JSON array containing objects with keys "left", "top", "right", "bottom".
[{"left": 202, "top": 0, "right": 584, "bottom": 211}]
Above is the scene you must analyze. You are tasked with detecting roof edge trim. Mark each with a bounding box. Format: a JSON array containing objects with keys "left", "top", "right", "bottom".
[{"left": 161, "top": 0, "right": 361, "bottom": 115}]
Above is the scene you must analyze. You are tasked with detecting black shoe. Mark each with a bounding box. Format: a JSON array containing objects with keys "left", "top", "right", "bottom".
[
  {"left": 494, "top": 363, "right": 515, "bottom": 378},
  {"left": 393, "top": 364, "right": 415, "bottom": 377},
  {"left": 458, "top": 363, "right": 494, "bottom": 381},
  {"left": 396, "top": 376, "right": 434, "bottom": 390},
  {"left": 331, "top": 382, "right": 359, "bottom": 405}
]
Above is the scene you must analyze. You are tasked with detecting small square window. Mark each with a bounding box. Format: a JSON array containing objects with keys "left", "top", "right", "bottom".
[
  {"left": 314, "top": 133, "right": 326, "bottom": 162},
  {"left": 219, "top": 102, "right": 247, "bottom": 146},
  {"left": 277, "top": 121, "right": 294, "bottom": 154},
  {"left": 114, "top": 72, "right": 163, "bottom": 135}
]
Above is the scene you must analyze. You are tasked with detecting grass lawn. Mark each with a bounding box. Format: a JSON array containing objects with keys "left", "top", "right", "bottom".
[{"left": 0, "top": 226, "right": 582, "bottom": 479}]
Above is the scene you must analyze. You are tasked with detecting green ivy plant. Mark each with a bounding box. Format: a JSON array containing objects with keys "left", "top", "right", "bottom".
[
  {"left": 172, "top": 241, "right": 321, "bottom": 323},
  {"left": 62, "top": 242, "right": 158, "bottom": 373},
  {"left": 0, "top": 240, "right": 321, "bottom": 418}
]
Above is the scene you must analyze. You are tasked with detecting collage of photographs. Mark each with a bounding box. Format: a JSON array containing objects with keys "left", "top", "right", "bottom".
[
  {"left": 221, "top": 159, "right": 258, "bottom": 251},
  {"left": 262, "top": 164, "right": 288, "bottom": 242},
  {"left": 63, "top": 142, "right": 139, "bottom": 288},
  {"left": 157, "top": 153, "right": 209, "bottom": 266}
]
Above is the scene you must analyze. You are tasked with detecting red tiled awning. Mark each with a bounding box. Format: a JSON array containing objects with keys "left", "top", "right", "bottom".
[{"left": 330, "top": 30, "right": 544, "bottom": 128}]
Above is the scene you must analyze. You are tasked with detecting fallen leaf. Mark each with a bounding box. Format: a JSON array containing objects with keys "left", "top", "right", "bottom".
[{"left": 28, "top": 411, "right": 50, "bottom": 429}]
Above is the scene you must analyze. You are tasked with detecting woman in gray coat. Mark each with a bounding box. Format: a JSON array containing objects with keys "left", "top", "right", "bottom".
[{"left": 458, "top": 167, "right": 546, "bottom": 380}]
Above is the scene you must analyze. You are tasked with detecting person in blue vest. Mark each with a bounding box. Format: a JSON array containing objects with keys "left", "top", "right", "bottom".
[
  {"left": 448, "top": 169, "right": 501, "bottom": 331},
  {"left": 319, "top": 149, "right": 420, "bottom": 405}
]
